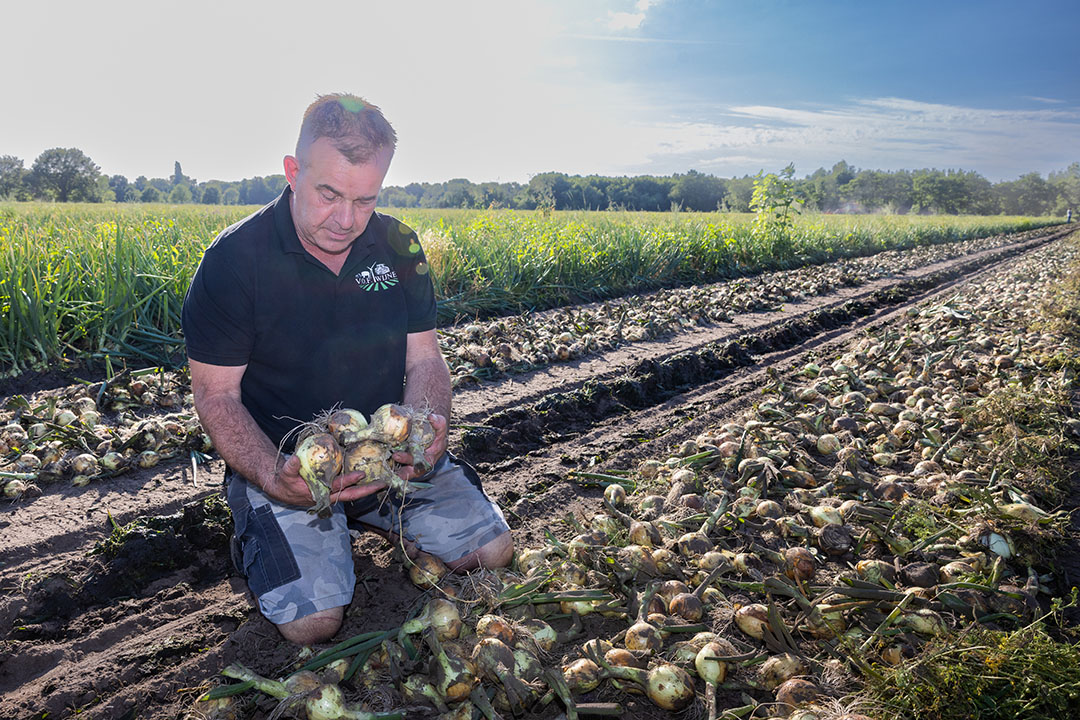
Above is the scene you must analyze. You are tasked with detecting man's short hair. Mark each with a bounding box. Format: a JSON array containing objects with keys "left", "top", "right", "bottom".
[{"left": 296, "top": 94, "right": 397, "bottom": 164}]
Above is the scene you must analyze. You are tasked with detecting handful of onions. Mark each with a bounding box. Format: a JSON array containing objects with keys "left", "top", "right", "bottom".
[{"left": 295, "top": 403, "right": 437, "bottom": 517}]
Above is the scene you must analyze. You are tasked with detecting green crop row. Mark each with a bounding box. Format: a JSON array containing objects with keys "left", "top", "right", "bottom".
[{"left": 0, "top": 201, "right": 1060, "bottom": 375}]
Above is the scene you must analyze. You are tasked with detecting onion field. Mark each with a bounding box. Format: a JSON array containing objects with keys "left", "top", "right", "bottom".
[
  {"left": 0, "top": 202, "right": 1056, "bottom": 374},
  {"left": 0, "top": 203, "right": 1078, "bottom": 720}
]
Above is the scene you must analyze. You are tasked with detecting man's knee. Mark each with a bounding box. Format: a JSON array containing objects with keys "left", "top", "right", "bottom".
[
  {"left": 277, "top": 606, "right": 345, "bottom": 645},
  {"left": 448, "top": 531, "right": 514, "bottom": 572}
]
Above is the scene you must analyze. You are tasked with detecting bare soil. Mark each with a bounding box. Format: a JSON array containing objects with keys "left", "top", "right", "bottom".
[{"left": 0, "top": 226, "right": 1073, "bottom": 720}]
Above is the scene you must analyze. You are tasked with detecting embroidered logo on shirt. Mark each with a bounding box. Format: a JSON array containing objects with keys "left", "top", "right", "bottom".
[{"left": 355, "top": 262, "right": 399, "bottom": 291}]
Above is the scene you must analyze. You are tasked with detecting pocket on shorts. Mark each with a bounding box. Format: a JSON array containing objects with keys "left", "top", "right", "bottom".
[{"left": 243, "top": 504, "right": 302, "bottom": 597}]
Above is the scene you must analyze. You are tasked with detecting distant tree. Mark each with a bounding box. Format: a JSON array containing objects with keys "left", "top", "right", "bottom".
[
  {"left": 669, "top": 170, "right": 725, "bottom": 212},
  {"left": 29, "top": 147, "right": 103, "bottom": 201},
  {"left": 173, "top": 161, "right": 185, "bottom": 186},
  {"left": 830, "top": 161, "right": 857, "bottom": 187},
  {"left": 222, "top": 187, "right": 240, "bottom": 205},
  {"left": 1048, "top": 162, "right": 1080, "bottom": 215},
  {"left": 96, "top": 175, "right": 115, "bottom": 202},
  {"left": 149, "top": 177, "right": 172, "bottom": 194},
  {"left": 169, "top": 184, "right": 193, "bottom": 203},
  {"left": 200, "top": 185, "right": 221, "bottom": 205},
  {"left": 721, "top": 177, "right": 755, "bottom": 212},
  {"left": 140, "top": 186, "right": 163, "bottom": 202},
  {"left": 0, "top": 155, "right": 27, "bottom": 199},
  {"left": 134, "top": 175, "right": 149, "bottom": 191},
  {"left": 109, "top": 175, "right": 129, "bottom": 203},
  {"left": 123, "top": 186, "right": 140, "bottom": 202}
]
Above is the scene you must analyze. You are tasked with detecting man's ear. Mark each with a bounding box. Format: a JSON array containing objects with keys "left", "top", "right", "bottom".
[{"left": 283, "top": 155, "right": 300, "bottom": 187}]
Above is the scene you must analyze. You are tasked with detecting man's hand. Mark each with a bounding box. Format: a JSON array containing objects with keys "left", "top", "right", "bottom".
[
  {"left": 264, "top": 453, "right": 387, "bottom": 507},
  {"left": 392, "top": 413, "right": 448, "bottom": 482}
]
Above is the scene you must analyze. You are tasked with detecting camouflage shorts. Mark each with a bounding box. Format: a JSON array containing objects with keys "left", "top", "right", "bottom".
[{"left": 225, "top": 453, "right": 508, "bottom": 625}]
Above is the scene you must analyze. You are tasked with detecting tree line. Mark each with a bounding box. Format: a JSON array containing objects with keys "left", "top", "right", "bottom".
[{"left": 1, "top": 148, "right": 1077, "bottom": 216}]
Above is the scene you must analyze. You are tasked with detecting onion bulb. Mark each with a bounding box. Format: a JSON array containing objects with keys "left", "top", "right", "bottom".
[
  {"left": 624, "top": 621, "right": 663, "bottom": 654},
  {"left": 475, "top": 614, "right": 515, "bottom": 645},
  {"left": 401, "top": 598, "right": 462, "bottom": 641},
  {"left": 760, "top": 652, "right": 808, "bottom": 690},
  {"left": 734, "top": 603, "right": 770, "bottom": 640},
  {"left": 295, "top": 432, "right": 343, "bottom": 518},
  {"left": 562, "top": 658, "right": 601, "bottom": 693},
  {"left": 365, "top": 403, "right": 412, "bottom": 445}
]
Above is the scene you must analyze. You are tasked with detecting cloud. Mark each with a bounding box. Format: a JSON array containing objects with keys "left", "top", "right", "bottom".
[
  {"left": 605, "top": 0, "right": 662, "bottom": 31},
  {"left": 621, "top": 98, "right": 1080, "bottom": 180}
]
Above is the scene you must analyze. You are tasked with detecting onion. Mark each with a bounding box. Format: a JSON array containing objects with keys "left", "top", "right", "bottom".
[
  {"left": 734, "top": 603, "right": 770, "bottom": 640},
  {"left": 295, "top": 432, "right": 343, "bottom": 518},
  {"left": 516, "top": 618, "right": 558, "bottom": 653},
  {"left": 998, "top": 502, "right": 1046, "bottom": 522},
  {"left": 698, "top": 550, "right": 730, "bottom": 571},
  {"left": 604, "top": 483, "right": 628, "bottom": 507},
  {"left": 100, "top": 451, "right": 125, "bottom": 471},
  {"left": 808, "top": 505, "right": 843, "bottom": 527},
  {"left": 475, "top": 614, "right": 515, "bottom": 645},
  {"left": 619, "top": 544, "right": 660, "bottom": 579},
  {"left": 515, "top": 547, "right": 549, "bottom": 575},
  {"left": 977, "top": 530, "right": 1015, "bottom": 559},
  {"left": 695, "top": 640, "right": 730, "bottom": 683},
  {"left": 342, "top": 439, "right": 394, "bottom": 484},
  {"left": 70, "top": 453, "right": 98, "bottom": 476},
  {"left": 54, "top": 409, "right": 77, "bottom": 426},
  {"left": 638, "top": 494, "right": 666, "bottom": 518},
  {"left": 401, "top": 674, "right": 449, "bottom": 713},
  {"left": 513, "top": 647, "right": 544, "bottom": 681},
  {"left": 16, "top": 454, "right": 41, "bottom": 472},
  {"left": 677, "top": 531, "right": 713, "bottom": 558},
  {"left": 401, "top": 598, "right": 462, "bottom": 641},
  {"left": 816, "top": 434, "right": 841, "bottom": 455},
  {"left": 408, "top": 553, "right": 450, "bottom": 589},
  {"left": 624, "top": 621, "right": 663, "bottom": 653},
  {"left": 651, "top": 548, "right": 682, "bottom": 577},
  {"left": 472, "top": 637, "right": 532, "bottom": 712},
  {"left": 784, "top": 547, "right": 815, "bottom": 582},
  {"left": 327, "top": 408, "right": 369, "bottom": 447},
  {"left": 136, "top": 450, "right": 160, "bottom": 468},
  {"left": 898, "top": 608, "right": 948, "bottom": 636},
  {"left": 554, "top": 560, "right": 588, "bottom": 587},
  {"left": 668, "top": 593, "right": 704, "bottom": 622},
  {"left": 365, "top": 403, "right": 412, "bottom": 445},
  {"left": 855, "top": 559, "right": 895, "bottom": 585},
  {"left": 755, "top": 499, "right": 783, "bottom": 519},
  {"left": 4, "top": 479, "right": 28, "bottom": 499},
  {"left": 628, "top": 520, "right": 662, "bottom": 548},
  {"left": 816, "top": 524, "right": 852, "bottom": 556},
  {"left": 590, "top": 513, "right": 622, "bottom": 537},
  {"left": 562, "top": 658, "right": 601, "bottom": 693},
  {"left": 775, "top": 677, "right": 820, "bottom": 709},
  {"left": 657, "top": 580, "right": 691, "bottom": 604},
  {"left": 426, "top": 630, "right": 477, "bottom": 703},
  {"left": 760, "top": 652, "right": 808, "bottom": 690},
  {"left": 605, "top": 647, "right": 646, "bottom": 668}
]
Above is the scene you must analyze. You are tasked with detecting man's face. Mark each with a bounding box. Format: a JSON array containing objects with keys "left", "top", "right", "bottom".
[{"left": 283, "top": 137, "right": 393, "bottom": 259}]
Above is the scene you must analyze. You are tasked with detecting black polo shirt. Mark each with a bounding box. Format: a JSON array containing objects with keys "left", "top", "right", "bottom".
[{"left": 181, "top": 187, "right": 437, "bottom": 451}]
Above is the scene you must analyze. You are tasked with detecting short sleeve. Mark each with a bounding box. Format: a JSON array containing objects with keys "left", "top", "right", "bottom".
[
  {"left": 182, "top": 244, "right": 256, "bottom": 366},
  {"left": 384, "top": 219, "right": 438, "bottom": 333}
]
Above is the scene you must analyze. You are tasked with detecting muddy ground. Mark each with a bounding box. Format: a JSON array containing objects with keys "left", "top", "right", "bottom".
[{"left": 0, "top": 226, "right": 1075, "bottom": 720}]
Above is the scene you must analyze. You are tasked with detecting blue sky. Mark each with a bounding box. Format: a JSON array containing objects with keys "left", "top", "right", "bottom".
[{"left": 3, "top": 0, "right": 1077, "bottom": 185}]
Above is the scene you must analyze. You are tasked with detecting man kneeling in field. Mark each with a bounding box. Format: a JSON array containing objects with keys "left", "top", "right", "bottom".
[{"left": 181, "top": 93, "right": 513, "bottom": 645}]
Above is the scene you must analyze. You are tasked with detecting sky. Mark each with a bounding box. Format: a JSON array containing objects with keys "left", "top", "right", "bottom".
[{"left": 3, "top": 0, "right": 1078, "bottom": 186}]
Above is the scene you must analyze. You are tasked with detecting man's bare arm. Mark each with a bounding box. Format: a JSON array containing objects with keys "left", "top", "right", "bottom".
[
  {"left": 403, "top": 329, "right": 451, "bottom": 421},
  {"left": 395, "top": 330, "right": 452, "bottom": 477},
  {"left": 189, "top": 358, "right": 383, "bottom": 505}
]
